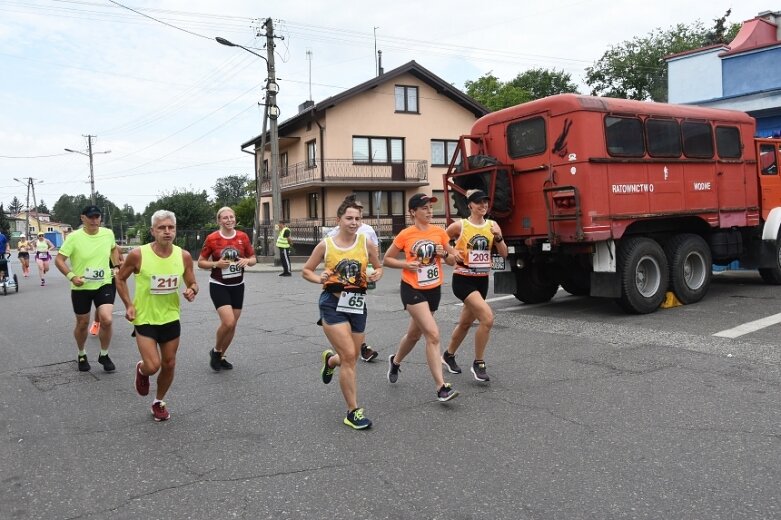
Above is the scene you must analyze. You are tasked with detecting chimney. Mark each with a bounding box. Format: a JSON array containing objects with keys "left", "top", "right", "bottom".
[{"left": 298, "top": 100, "right": 314, "bottom": 113}]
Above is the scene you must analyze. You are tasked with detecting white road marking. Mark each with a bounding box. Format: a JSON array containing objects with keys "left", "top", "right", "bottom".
[{"left": 713, "top": 313, "right": 781, "bottom": 338}]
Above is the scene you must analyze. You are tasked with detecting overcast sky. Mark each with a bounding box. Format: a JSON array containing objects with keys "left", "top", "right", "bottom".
[{"left": 0, "top": 0, "right": 771, "bottom": 215}]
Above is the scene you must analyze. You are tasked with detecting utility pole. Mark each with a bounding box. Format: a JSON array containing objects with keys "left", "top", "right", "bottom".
[
  {"left": 265, "top": 17, "right": 283, "bottom": 260},
  {"left": 65, "top": 135, "right": 110, "bottom": 205},
  {"left": 12, "top": 177, "right": 42, "bottom": 236}
]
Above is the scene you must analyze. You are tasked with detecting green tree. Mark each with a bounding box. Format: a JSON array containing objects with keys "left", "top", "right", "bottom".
[
  {"left": 585, "top": 11, "right": 740, "bottom": 101},
  {"left": 52, "top": 194, "right": 84, "bottom": 227},
  {"left": 233, "top": 196, "right": 256, "bottom": 228},
  {"left": 35, "top": 200, "right": 49, "bottom": 214},
  {"left": 508, "top": 68, "right": 579, "bottom": 100},
  {"left": 8, "top": 197, "right": 23, "bottom": 215},
  {"left": 143, "top": 189, "right": 213, "bottom": 231},
  {"left": 213, "top": 174, "right": 251, "bottom": 209},
  {"left": 465, "top": 73, "right": 529, "bottom": 112},
  {"left": 0, "top": 204, "right": 9, "bottom": 236}
]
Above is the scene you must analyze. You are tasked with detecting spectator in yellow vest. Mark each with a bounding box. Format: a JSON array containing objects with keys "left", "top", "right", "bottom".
[{"left": 276, "top": 220, "right": 293, "bottom": 276}]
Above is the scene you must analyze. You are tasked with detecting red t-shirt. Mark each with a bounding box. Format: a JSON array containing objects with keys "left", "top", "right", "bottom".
[
  {"left": 200, "top": 230, "right": 254, "bottom": 285},
  {"left": 392, "top": 225, "right": 449, "bottom": 289}
]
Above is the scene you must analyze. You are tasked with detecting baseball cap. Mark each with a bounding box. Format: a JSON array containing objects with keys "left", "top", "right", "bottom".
[
  {"left": 408, "top": 193, "right": 438, "bottom": 210},
  {"left": 81, "top": 205, "right": 102, "bottom": 217},
  {"left": 467, "top": 190, "right": 490, "bottom": 204}
]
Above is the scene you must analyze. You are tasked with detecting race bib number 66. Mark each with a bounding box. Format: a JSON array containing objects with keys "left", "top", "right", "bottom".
[{"left": 150, "top": 274, "right": 180, "bottom": 295}]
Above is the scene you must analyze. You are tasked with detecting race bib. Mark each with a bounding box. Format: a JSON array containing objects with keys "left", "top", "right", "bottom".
[
  {"left": 417, "top": 264, "right": 439, "bottom": 287},
  {"left": 83, "top": 267, "right": 105, "bottom": 281},
  {"left": 468, "top": 250, "right": 491, "bottom": 271},
  {"left": 336, "top": 291, "right": 365, "bottom": 314},
  {"left": 150, "top": 274, "right": 180, "bottom": 295},
  {"left": 221, "top": 263, "right": 242, "bottom": 279}
]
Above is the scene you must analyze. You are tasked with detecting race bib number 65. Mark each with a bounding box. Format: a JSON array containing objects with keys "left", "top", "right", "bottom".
[
  {"left": 150, "top": 274, "right": 180, "bottom": 295},
  {"left": 336, "top": 291, "right": 365, "bottom": 314}
]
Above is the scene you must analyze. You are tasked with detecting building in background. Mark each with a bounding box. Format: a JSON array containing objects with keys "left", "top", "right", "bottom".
[{"left": 667, "top": 10, "right": 781, "bottom": 136}]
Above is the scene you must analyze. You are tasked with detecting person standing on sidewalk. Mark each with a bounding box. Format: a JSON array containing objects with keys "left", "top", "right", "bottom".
[
  {"left": 33, "top": 232, "right": 56, "bottom": 286},
  {"left": 382, "top": 193, "right": 459, "bottom": 402},
  {"left": 302, "top": 196, "right": 383, "bottom": 430},
  {"left": 197, "top": 206, "right": 256, "bottom": 371},
  {"left": 54, "top": 205, "right": 122, "bottom": 372},
  {"left": 326, "top": 196, "right": 379, "bottom": 362},
  {"left": 276, "top": 220, "right": 293, "bottom": 276},
  {"left": 443, "top": 190, "right": 508, "bottom": 382},
  {"left": 115, "top": 210, "right": 198, "bottom": 422}
]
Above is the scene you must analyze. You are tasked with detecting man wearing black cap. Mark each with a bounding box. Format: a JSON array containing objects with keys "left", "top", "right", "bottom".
[{"left": 55, "top": 205, "right": 123, "bottom": 372}]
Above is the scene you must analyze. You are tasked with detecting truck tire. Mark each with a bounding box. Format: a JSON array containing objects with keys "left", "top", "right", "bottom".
[
  {"left": 759, "top": 233, "right": 781, "bottom": 284},
  {"left": 561, "top": 275, "right": 590, "bottom": 296},
  {"left": 452, "top": 155, "right": 512, "bottom": 218},
  {"left": 665, "top": 234, "right": 711, "bottom": 304},
  {"left": 616, "top": 237, "right": 669, "bottom": 314},
  {"left": 514, "top": 264, "right": 559, "bottom": 304}
]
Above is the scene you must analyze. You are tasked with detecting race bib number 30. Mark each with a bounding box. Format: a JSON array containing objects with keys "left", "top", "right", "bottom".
[
  {"left": 468, "top": 250, "right": 491, "bottom": 271},
  {"left": 150, "top": 274, "right": 180, "bottom": 295},
  {"left": 83, "top": 267, "right": 105, "bottom": 281},
  {"left": 336, "top": 291, "right": 365, "bottom": 314},
  {"left": 222, "top": 263, "right": 242, "bottom": 279}
]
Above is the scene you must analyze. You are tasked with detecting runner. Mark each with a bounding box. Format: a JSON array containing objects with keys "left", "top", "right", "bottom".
[
  {"left": 34, "top": 232, "right": 55, "bottom": 286},
  {"left": 326, "top": 196, "right": 379, "bottom": 362},
  {"left": 197, "top": 206, "right": 256, "bottom": 371},
  {"left": 54, "top": 205, "right": 122, "bottom": 372},
  {"left": 115, "top": 210, "right": 198, "bottom": 422},
  {"left": 443, "top": 189, "right": 508, "bottom": 382},
  {"left": 382, "top": 193, "right": 459, "bottom": 401},
  {"left": 17, "top": 234, "right": 30, "bottom": 277},
  {"left": 89, "top": 259, "right": 120, "bottom": 336},
  {"left": 301, "top": 196, "right": 383, "bottom": 430}
]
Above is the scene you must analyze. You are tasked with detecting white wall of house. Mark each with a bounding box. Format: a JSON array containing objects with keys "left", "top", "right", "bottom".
[{"left": 667, "top": 48, "right": 725, "bottom": 103}]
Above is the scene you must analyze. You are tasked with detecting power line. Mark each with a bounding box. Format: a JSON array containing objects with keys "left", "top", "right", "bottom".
[{"left": 105, "top": 0, "right": 213, "bottom": 41}]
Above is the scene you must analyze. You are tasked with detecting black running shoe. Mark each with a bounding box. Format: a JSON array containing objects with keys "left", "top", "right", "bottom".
[
  {"left": 77, "top": 354, "right": 90, "bottom": 372},
  {"left": 442, "top": 351, "right": 462, "bottom": 374},
  {"left": 209, "top": 348, "right": 222, "bottom": 371},
  {"left": 219, "top": 357, "right": 233, "bottom": 370},
  {"left": 437, "top": 383, "right": 459, "bottom": 402},
  {"left": 387, "top": 354, "right": 400, "bottom": 384},
  {"left": 360, "top": 343, "right": 378, "bottom": 362},
  {"left": 471, "top": 360, "right": 490, "bottom": 382},
  {"left": 343, "top": 408, "right": 372, "bottom": 430},
  {"left": 321, "top": 349, "right": 335, "bottom": 384},
  {"left": 97, "top": 354, "right": 115, "bottom": 372}
]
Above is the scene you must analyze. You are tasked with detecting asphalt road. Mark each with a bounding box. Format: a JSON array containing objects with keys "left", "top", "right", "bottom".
[{"left": 1, "top": 255, "right": 780, "bottom": 519}]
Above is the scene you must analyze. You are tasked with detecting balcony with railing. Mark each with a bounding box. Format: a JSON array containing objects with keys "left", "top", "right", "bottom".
[{"left": 260, "top": 159, "right": 428, "bottom": 194}]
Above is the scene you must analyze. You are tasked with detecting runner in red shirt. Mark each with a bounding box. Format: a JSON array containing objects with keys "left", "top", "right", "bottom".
[{"left": 197, "top": 206, "right": 256, "bottom": 371}]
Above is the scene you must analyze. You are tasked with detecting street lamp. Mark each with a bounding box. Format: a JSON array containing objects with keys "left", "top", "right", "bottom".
[
  {"left": 216, "top": 25, "right": 282, "bottom": 260},
  {"left": 13, "top": 177, "right": 43, "bottom": 236},
  {"left": 65, "top": 146, "right": 111, "bottom": 204}
]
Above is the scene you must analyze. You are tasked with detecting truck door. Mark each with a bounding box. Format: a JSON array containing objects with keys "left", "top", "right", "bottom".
[{"left": 757, "top": 140, "right": 781, "bottom": 220}]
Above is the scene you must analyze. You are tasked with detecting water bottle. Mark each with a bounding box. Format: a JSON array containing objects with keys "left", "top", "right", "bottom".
[{"left": 366, "top": 263, "right": 376, "bottom": 290}]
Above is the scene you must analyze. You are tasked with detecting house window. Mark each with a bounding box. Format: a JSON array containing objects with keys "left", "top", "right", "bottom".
[
  {"left": 352, "top": 137, "right": 404, "bottom": 164},
  {"left": 261, "top": 159, "right": 269, "bottom": 181},
  {"left": 308, "top": 192, "right": 319, "bottom": 219},
  {"left": 353, "top": 190, "right": 404, "bottom": 216},
  {"left": 306, "top": 140, "right": 317, "bottom": 168},
  {"left": 395, "top": 85, "right": 419, "bottom": 113},
  {"left": 280, "top": 152, "right": 289, "bottom": 177},
  {"left": 282, "top": 199, "right": 290, "bottom": 222},
  {"left": 262, "top": 202, "right": 270, "bottom": 224},
  {"left": 431, "top": 140, "right": 459, "bottom": 167},
  {"left": 431, "top": 190, "right": 446, "bottom": 216}
]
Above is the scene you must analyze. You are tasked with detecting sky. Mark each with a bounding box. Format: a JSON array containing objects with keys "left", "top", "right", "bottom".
[{"left": 0, "top": 0, "right": 772, "bottom": 216}]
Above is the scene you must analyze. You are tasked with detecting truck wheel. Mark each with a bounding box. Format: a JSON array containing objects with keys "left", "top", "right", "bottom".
[
  {"left": 561, "top": 276, "right": 590, "bottom": 296},
  {"left": 617, "top": 237, "right": 669, "bottom": 314},
  {"left": 514, "top": 264, "right": 559, "bottom": 304},
  {"left": 759, "top": 234, "right": 781, "bottom": 284},
  {"left": 665, "top": 234, "right": 711, "bottom": 304}
]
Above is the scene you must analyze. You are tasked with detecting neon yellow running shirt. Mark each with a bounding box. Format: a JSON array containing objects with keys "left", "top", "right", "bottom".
[
  {"left": 132, "top": 244, "right": 184, "bottom": 326},
  {"left": 58, "top": 228, "right": 116, "bottom": 290}
]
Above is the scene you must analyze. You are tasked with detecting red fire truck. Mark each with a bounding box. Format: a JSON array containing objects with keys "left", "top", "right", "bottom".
[{"left": 444, "top": 94, "right": 781, "bottom": 313}]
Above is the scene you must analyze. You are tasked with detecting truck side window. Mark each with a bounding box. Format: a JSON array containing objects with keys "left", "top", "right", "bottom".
[
  {"left": 759, "top": 144, "right": 777, "bottom": 175},
  {"left": 682, "top": 121, "right": 714, "bottom": 158},
  {"left": 715, "top": 126, "right": 741, "bottom": 159},
  {"left": 605, "top": 116, "right": 644, "bottom": 157},
  {"left": 507, "top": 117, "right": 546, "bottom": 158},
  {"left": 646, "top": 118, "right": 681, "bottom": 158}
]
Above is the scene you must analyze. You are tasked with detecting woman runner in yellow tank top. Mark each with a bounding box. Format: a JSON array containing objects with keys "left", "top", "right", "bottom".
[
  {"left": 302, "top": 195, "right": 383, "bottom": 430},
  {"left": 443, "top": 189, "right": 508, "bottom": 382}
]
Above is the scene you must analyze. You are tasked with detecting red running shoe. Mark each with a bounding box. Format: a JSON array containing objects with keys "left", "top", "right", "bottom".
[
  {"left": 151, "top": 401, "right": 170, "bottom": 422},
  {"left": 89, "top": 321, "right": 100, "bottom": 336},
  {"left": 135, "top": 361, "right": 150, "bottom": 396}
]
